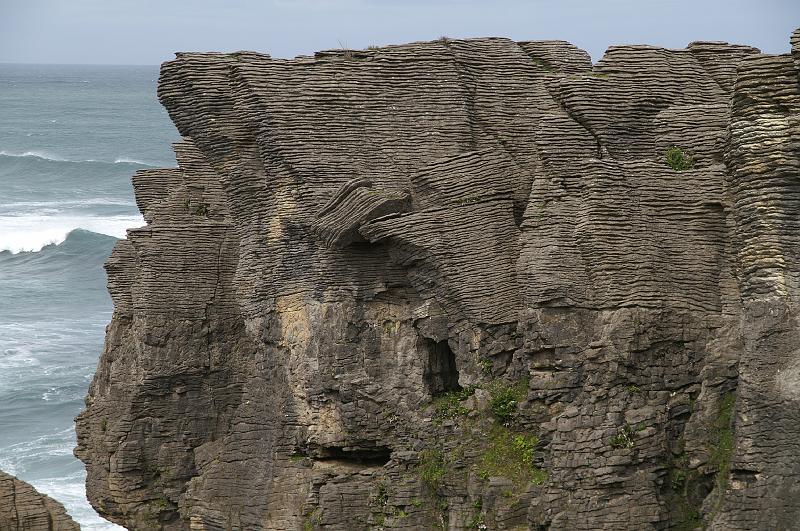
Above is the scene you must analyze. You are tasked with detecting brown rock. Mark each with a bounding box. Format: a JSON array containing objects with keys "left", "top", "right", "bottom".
[{"left": 0, "top": 470, "right": 80, "bottom": 530}]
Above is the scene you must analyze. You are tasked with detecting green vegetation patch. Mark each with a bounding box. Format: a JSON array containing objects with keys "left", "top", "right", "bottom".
[
  {"left": 710, "top": 392, "right": 735, "bottom": 490},
  {"left": 476, "top": 425, "right": 546, "bottom": 487},
  {"left": 666, "top": 453, "right": 703, "bottom": 531},
  {"left": 609, "top": 424, "right": 636, "bottom": 449},
  {"left": 665, "top": 146, "right": 694, "bottom": 171},
  {"left": 488, "top": 379, "right": 528, "bottom": 424},
  {"left": 467, "top": 499, "right": 486, "bottom": 529},
  {"left": 432, "top": 386, "right": 475, "bottom": 423},
  {"left": 419, "top": 448, "right": 447, "bottom": 492}
]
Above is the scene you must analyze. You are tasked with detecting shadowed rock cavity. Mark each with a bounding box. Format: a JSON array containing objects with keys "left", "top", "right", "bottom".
[{"left": 74, "top": 31, "right": 800, "bottom": 530}]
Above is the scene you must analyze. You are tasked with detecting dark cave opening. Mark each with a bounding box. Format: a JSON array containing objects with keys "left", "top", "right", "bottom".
[
  {"left": 315, "top": 445, "right": 392, "bottom": 465},
  {"left": 422, "top": 338, "right": 461, "bottom": 396}
]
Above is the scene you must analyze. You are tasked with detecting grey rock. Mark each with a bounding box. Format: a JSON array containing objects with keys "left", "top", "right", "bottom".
[{"left": 74, "top": 30, "right": 800, "bottom": 530}]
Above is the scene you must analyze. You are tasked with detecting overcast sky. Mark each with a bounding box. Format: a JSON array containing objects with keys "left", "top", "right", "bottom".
[{"left": 1, "top": 0, "right": 797, "bottom": 65}]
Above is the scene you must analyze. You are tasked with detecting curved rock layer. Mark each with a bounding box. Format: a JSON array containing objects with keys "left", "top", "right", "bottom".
[
  {"left": 75, "top": 30, "right": 800, "bottom": 530},
  {"left": 0, "top": 470, "right": 80, "bottom": 530}
]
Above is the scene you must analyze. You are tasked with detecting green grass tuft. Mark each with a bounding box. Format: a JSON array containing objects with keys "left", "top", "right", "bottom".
[
  {"left": 710, "top": 393, "right": 735, "bottom": 490},
  {"left": 419, "top": 449, "right": 447, "bottom": 492},
  {"left": 610, "top": 424, "right": 636, "bottom": 449},
  {"left": 432, "top": 386, "right": 475, "bottom": 423},
  {"left": 476, "top": 425, "right": 546, "bottom": 487},
  {"left": 488, "top": 379, "right": 528, "bottom": 423},
  {"left": 666, "top": 146, "right": 694, "bottom": 171}
]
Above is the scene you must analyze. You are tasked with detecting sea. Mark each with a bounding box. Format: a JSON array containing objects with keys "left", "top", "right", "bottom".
[{"left": 0, "top": 63, "right": 179, "bottom": 529}]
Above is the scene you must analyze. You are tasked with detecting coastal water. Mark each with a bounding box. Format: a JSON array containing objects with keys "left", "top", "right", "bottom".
[{"left": 0, "top": 63, "right": 179, "bottom": 528}]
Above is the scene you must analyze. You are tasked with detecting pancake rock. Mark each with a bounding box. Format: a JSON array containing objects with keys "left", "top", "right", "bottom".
[
  {"left": 75, "top": 29, "right": 800, "bottom": 530},
  {"left": 0, "top": 470, "right": 80, "bottom": 530}
]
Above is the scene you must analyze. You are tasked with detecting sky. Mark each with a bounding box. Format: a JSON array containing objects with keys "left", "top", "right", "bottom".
[{"left": 1, "top": 0, "right": 798, "bottom": 65}]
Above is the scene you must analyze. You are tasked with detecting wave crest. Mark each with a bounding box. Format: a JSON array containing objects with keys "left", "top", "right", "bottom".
[
  {"left": 0, "top": 150, "right": 158, "bottom": 167},
  {"left": 0, "top": 214, "right": 143, "bottom": 254}
]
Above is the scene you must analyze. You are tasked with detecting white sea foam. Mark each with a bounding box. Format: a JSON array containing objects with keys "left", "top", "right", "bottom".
[
  {"left": 31, "top": 475, "right": 124, "bottom": 530},
  {"left": 0, "top": 214, "right": 144, "bottom": 253},
  {"left": 112, "top": 156, "right": 153, "bottom": 165},
  {"left": 0, "top": 428, "right": 76, "bottom": 472},
  {"left": 0, "top": 150, "right": 157, "bottom": 166},
  {"left": 0, "top": 149, "right": 70, "bottom": 161},
  {"left": 0, "top": 430, "right": 123, "bottom": 530},
  {"left": 0, "top": 345, "right": 40, "bottom": 371},
  {"left": 0, "top": 198, "right": 135, "bottom": 210}
]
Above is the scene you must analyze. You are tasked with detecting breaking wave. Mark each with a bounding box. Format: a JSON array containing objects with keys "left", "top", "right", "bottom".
[
  {"left": 0, "top": 150, "right": 157, "bottom": 166},
  {"left": 0, "top": 214, "right": 142, "bottom": 254}
]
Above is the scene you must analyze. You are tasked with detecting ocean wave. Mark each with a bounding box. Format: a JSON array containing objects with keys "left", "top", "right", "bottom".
[
  {"left": 30, "top": 474, "right": 124, "bottom": 531},
  {"left": 0, "top": 428, "right": 76, "bottom": 472},
  {"left": 0, "top": 150, "right": 70, "bottom": 162},
  {"left": 112, "top": 156, "right": 154, "bottom": 165},
  {"left": 0, "top": 150, "right": 158, "bottom": 167},
  {"left": 0, "top": 198, "right": 135, "bottom": 211},
  {"left": 0, "top": 431, "right": 123, "bottom": 529},
  {"left": 0, "top": 214, "right": 143, "bottom": 253}
]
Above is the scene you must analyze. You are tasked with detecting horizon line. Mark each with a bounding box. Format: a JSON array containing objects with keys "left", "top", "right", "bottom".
[{"left": 0, "top": 61, "right": 162, "bottom": 67}]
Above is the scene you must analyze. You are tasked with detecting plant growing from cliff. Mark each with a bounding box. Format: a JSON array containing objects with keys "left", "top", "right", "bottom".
[
  {"left": 372, "top": 482, "right": 389, "bottom": 508},
  {"left": 337, "top": 39, "right": 354, "bottom": 60},
  {"left": 476, "top": 425, "right": 546, "bottom": 487},
  {"left": 610, "top": 423, "right": 636, "bottom": 449},
  {"left": 303, "top": 509, "right": 321, "bottom": 531},
  {"left": 666, "top": 453, "right": 704, "bottom": 531},
  {"left": 432, "top": 386, "right": 475, "bottom": 424},
  {"left": 419, "top": 448, "right": 447, "bottom": 492},
  {"left": 666, "top": 147, "right": 694, "bottom": 171},
  {"left": 467, "top": 500, "right": 487, "bottom": 529},
  {"left": 391, "top": 506, "right": 408, "bottom": 519},
  {"left": 709, "top": 393, "right": 735, "bottom": 492},
  {"left": 488, "top": 379, "right": 528, "bottom": 424}
]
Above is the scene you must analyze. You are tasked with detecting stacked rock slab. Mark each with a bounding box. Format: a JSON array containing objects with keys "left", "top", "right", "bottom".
[
  {"left": 0, "top": 470, "right": 80, "bottom": 530},
  {"left": 75, "top": 31, "right": 799, "bottom": 530}
]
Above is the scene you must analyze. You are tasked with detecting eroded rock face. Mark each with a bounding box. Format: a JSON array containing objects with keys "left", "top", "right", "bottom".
[
  {"left": 0, "top": 470, "right": 80, "bottom": 530},
  {"left": 75, "top": 31, "right": 800, "bottom": 530}
]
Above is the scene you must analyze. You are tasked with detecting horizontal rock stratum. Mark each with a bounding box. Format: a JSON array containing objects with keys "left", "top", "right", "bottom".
[
  {"left": 0, "top": 470, "right": 80, "bottom": 530},
  {"left": 75, "top": 29, "right": 800, "bottom": 530}
]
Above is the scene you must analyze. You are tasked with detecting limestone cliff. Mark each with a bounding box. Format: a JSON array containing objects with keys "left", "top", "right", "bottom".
[
  {"left": 75, "top": 29, "right": 800, "bottom": 530},
  {"left": 0, "top": 470, "right": 80, "bottom": 530}
]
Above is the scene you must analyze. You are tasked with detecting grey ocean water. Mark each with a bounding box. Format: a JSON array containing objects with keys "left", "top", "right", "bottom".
[{"left": 0, "top": 64, "right": 179, "bottom": 528}]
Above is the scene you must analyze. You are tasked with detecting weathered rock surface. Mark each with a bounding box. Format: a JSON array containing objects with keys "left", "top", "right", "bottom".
[
  {"left": 75, "top": 30, "right": 800, "bottom": 530},
  {"left": 0, "top": 470, "right": 80, "bottom": 530}
]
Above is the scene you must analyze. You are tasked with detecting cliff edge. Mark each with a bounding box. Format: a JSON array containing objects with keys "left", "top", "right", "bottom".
[{"left": 75, "top": 29, "right": 800, "bottom": 530}]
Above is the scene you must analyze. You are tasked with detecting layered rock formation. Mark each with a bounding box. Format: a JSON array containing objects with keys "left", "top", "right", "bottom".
[
  {"left": 75, "top": 29, "right": 800, "bottom": 530},
  {"left": 0, "top": 470, "right": 80, "bottom": 530}
]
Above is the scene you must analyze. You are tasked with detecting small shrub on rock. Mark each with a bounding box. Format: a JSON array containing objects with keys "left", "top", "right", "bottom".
[{"left": 666, "top": 147, "right": 694, "bottom": 171}]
